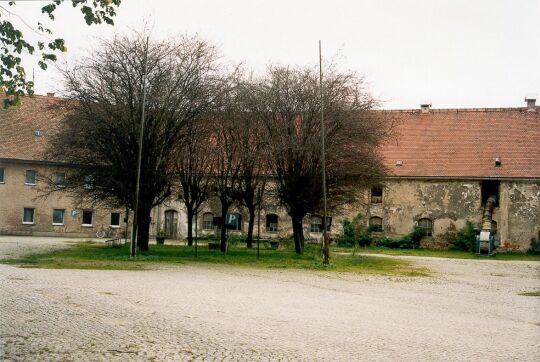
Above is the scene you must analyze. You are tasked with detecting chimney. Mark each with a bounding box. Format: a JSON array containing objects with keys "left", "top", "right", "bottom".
[
  {"left": 46, "top": 92, "right": 55, "bottom": 97},
  {"left": 420, "top": 100, "right": 432, "bottom": 113},
  {"left": 525, "top": 93, "right": 536, "bottom": 111}
]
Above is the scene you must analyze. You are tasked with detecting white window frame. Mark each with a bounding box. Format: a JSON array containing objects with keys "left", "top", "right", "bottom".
[
  {"left": 55, "top": 172, "right": 66, "bottom": 187},
  {"left": 0, "top": 167, "right": 5, "bottom": 184},
  {"left": 110, "top": 212, "right": 121, "bottom": 228},
  {"left": 202, "top": 212, "right": 214, "bottom": 230},
  {"left": 22, "top": 207, "right": 35, "bottom": 224},
  {"left": 82, "top": 210, "right": 93, "bottom": 227},
  {"left": 25, "top": 169, "right": 37, "bottom": 186},
  {"left": 52, "top": 209, "right": 65, "bottom": 225},
  {"left": 310, "top": 216, "right": 323, "bottom": 233}
]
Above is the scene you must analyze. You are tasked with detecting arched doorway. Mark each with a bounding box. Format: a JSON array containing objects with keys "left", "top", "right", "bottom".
[{"left": 164, "top": 210, "right": 178, "bottom": 239}]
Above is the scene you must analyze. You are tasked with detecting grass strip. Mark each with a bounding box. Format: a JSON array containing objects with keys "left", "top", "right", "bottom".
[{"left": 2, "top": 241, "right": 430, "bottom": 276}]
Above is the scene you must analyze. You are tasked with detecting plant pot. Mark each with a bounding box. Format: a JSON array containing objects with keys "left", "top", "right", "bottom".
[{"left": 156, "top": 236, "right": 165, "bottom": 245}]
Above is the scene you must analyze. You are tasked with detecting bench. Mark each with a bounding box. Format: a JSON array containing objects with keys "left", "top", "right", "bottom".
[{"left": 105, "top": 237, "right": 125, "bottom": 247}]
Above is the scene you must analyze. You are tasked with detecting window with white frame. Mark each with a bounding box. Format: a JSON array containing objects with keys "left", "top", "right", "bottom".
[
  {"left": 310, "top": 215, "right": 323, "bottom": 233},
  {"left": 52, "top": 209, "right": 65, "bottom": 225},
  {"left": 25, "top": 170, "right": 37, "bottom": 185},
  {"left": 82, "top": 210, "right": 93, "bottom": 226},
  {"left": 23, "top": 208, "right": 35, "bottom": 224},
  {"left": 110, "top": 212, "right": 121, "bottom": 227},
  {"left": 266, "top": 214, "right": 278, "bottom": 232},
  {"left": 55, "top": 172, "right": 66, "bottom": 187},
  {"left": 202, "top": 212, "right": 214, "bottom": 230},
  {"left": 418, "top": 218, "right": 433, "bottom": 237},
  {"left": 0, "top": 167, "right": 4, "bottom": 183}
]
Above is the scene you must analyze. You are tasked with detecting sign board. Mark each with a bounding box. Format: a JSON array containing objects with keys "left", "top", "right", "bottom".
[
  {"left": 225, "top": 212, "right": 239, "bottom": 226},
  {"left": 70, "top": 209, "right": 78, "bottom": 218}
]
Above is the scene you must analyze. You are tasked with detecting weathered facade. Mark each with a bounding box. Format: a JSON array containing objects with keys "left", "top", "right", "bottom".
[{"left": 1, "top": 95, "right": 539, "bottom": 250}]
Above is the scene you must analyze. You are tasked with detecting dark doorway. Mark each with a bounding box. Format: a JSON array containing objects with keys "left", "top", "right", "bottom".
[
  {"left": 481, "top": 180, "right": 500, "bottom": 207},
  {"left": 164, "top": 210, "right": 178, "bottom": 239}
]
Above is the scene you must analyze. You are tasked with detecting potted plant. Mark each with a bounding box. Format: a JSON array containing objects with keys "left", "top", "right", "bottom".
[{"left": 156, "top": 229, "right": 166, "bottom": 245}]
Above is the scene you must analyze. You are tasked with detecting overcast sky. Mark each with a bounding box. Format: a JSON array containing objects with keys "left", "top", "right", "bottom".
[{"left": 10, "top": 0, "right": 540, "bottom": 109}]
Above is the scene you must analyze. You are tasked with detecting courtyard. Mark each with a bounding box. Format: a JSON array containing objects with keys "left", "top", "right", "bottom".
[{"left": 0, "top": 236, "right": 539, "bottom": 361}]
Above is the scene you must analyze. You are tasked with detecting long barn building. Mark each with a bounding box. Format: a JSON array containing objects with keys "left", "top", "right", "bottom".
[{"left": 1, "top": 95, "right": 538, "bottom": 250}]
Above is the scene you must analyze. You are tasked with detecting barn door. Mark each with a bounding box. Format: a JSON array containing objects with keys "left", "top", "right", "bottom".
[{"left": 164, "top": 210, "right": 178, "bottom": 239}]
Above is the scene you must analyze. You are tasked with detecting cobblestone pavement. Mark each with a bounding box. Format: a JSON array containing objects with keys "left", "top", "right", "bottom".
[{"left": 0, "top": 237, "right": 539, "bottom": 361}]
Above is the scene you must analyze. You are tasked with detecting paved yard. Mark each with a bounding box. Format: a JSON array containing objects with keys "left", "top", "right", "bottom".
[{"left": 0, "top": 236, "right": 539, "bottom": 361}]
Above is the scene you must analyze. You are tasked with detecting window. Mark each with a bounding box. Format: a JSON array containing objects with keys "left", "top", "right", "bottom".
[
  {"left": 52, "top": 209, "right": 65, "bottom": 225},
  {"left": 371, "top": 185, "right": 383, "bottom": 203},
  {"left": 84, "top": 176, "right": 94, "bottom": 189},
  {"left": 202, "top": 212, "right": 214, "bottom": 230},
  {"left": 25, "top": 170, "right": 37, "bottom": 185},
  {"left": 23, "top": 208, "right": 35, "bottom": 224},
  {"left": 82, "top": 210, "right": 93, "bottom": 226},
  {"left": 110, "top": 212, "right": 121, "bottom": 227},
  {"left": 266, "top": 214, "right": 279, "bottom": 232},
  {"left": 0, "top": 167, "right": 4, "bottom": 183},
  {"left": 418, "top": 218, "right": 433, "bottom": 237},
  {"left": 310, "top": 215, "right": 331, "bottom": 233},
  {"left": 310, "top": 215, "right": 323, "bottom": 233},
  {"left": 55, "top": 172, "right": 66, "bottom": 187},
  {"left": 369, "top": 216, "right": 383, "bottom": 232}
]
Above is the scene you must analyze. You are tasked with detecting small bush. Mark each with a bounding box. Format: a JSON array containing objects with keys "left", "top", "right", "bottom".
[
  {"left": 450, "top": 221, "right": 477, "bottom": 251},
  {"left": 374, "top": 226, "right": 424, "bottom": 249},
  {"left": 357, "top": 232, "right": 373, "bottom": 247},
  {"left": 528, "top": 237, "right": 540, "bottom": 255}
]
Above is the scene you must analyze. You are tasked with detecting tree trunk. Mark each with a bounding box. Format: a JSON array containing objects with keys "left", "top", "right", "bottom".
[
  {"left": 137, "top": 206, "right": 152, "bottom": 252},
  {"left": 246, "top": 205, "right": 255, "bottom": 248},
  {"left": 291, "top": 214, "right": 304, "bottom": 254},
  {"left": 220, "top": 201, "right": 229, "bottom": 252},
  {"left": 186, "top": 207, "right": 194, "bottom": 246}
]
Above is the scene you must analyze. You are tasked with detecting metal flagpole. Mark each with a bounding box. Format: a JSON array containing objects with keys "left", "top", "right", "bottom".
[
  {"left": 131, "top": 36, "right": 150, "bottom": 258},
  {"left": 319, "top": 40, "right": 329, "bottom": 265}
]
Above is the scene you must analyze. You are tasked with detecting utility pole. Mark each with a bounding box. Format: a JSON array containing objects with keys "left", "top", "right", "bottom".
[
  {"left": 319, "top": 40, "right": 329, "bottom": 265},
  {"left": 131, "top": 36, "right": 150, "bottom": 257}
]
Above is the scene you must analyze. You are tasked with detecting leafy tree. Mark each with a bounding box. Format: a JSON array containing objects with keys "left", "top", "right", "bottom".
[
  {"left": 46, "top": 33, "right": 221, "bottom": 251},
  {"left": 0, "top": 0, "right": 121, "bottom": 108},
  {"left": 251, "top": 65, "right": 391, "bottom": 255}
]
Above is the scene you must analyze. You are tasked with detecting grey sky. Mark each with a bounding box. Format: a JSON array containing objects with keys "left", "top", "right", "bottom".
[{"left": 11, "top": 0, "right": 540, "bottom": 109}]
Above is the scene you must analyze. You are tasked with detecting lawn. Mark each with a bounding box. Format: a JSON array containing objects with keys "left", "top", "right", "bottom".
[
  {"left": 331, "top": 246, "right": 540, "bottom": 261},
  {"left": 2, "top": 241, "right": 429, "bottom": 276}
]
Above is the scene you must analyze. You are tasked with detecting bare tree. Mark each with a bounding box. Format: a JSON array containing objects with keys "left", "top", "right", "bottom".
[
  {"left": 233, "top": 80, "right": 268, "bottom": 248},
  {"left": 210, "top": 115, "right": 242, "bottom": 252},
  {"left": 175, "top": 120, "right": 215, "bottom": 246},
  {"left": 252, "top": 65, "right": 391, "bottom": 255},
  {"left": 46, "top": 33, "right": 221, "bottom": 251}
]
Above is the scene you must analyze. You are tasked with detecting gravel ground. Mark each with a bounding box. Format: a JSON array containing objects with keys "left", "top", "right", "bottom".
[{"left": 0, "top": 236, "right": 539, "bottom": 361}]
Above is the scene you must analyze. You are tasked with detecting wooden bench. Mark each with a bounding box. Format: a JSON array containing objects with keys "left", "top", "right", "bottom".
[{"left": 105, "top": 238, "right": 125, "bottom": 247}]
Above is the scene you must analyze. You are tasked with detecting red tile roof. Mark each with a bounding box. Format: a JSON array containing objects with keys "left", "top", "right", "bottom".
[
  {"left": 0, "top": 95, "right": 72, "bottom": 162},
  {"left": 381, "top": 108, "right": 540, "bottom": 178},
  {"left": 1, "top": 95, "right": 539, "bottom": 178}
]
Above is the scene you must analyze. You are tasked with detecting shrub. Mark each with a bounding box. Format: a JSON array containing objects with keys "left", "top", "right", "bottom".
[
  {"left": 528, "top": 237, "right": 540, "bottom": 255},
  {"left": 374, "top": 226, "right": 424, "bottom": 249},
  {"left": 357, "top": 232, "right": 373, "bottom": 247},
  {"left": 450, "top": 221, "right": 477, "bottom": 251},
  {"left": 336, "top": 218, "right": 356, "bottom": 247}
]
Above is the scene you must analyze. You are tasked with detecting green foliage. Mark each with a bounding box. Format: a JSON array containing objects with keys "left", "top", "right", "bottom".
[
  {"left": 450, "top": 221, "right": 477, "bottom": 252},
  {"left": 1, "top": 241, "right": 429, "bottom": 276},
  {"left": 336, "top": 214, "right": 372, "bottom": 247},
  {"left": 0, "top": 0, "right": 121, "bottom": 107},
  {"left": 528, "top": 237, "right": 540, "bottom": 255},
  {"left": 374, "top": 226, "right": 424, "bottom": 249}
]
